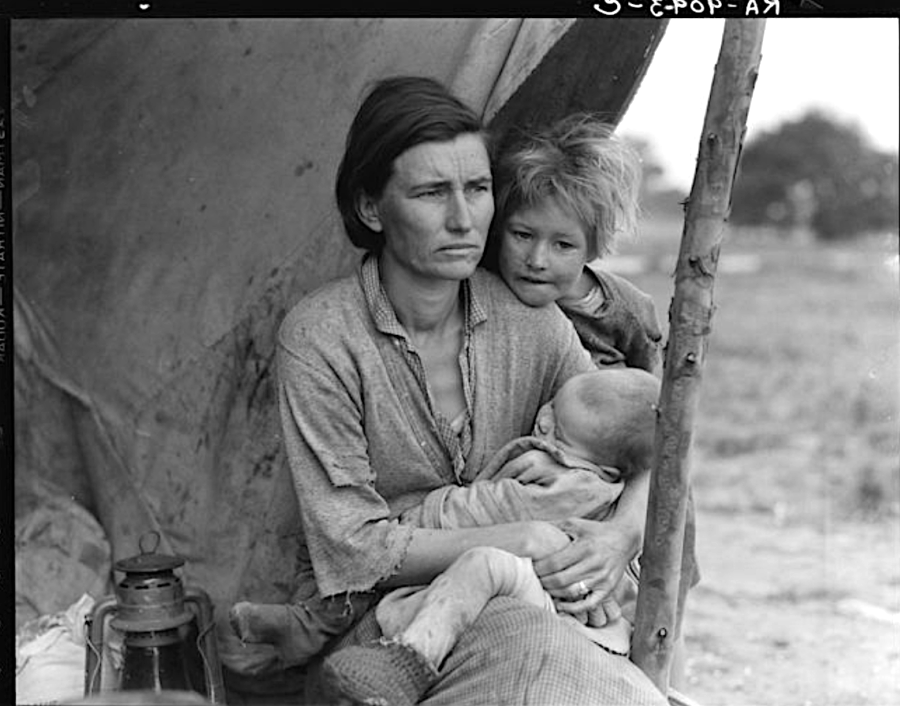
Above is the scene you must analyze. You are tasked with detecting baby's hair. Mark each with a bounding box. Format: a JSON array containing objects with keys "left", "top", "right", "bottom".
[
  {"left": 570, "top": 369, "right": 660, "bottom": 476},
  {"left": 490, "top": 114, "right": 642, "bottom": 261}
]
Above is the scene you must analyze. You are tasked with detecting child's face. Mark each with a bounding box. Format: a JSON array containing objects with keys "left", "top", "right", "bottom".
[{"left": 498, "top": 198, "right": 590, "bottom": 307}]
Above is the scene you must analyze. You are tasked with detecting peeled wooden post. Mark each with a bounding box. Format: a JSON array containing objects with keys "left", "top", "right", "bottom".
[{"left": 631, "top": 19, "right": 766, "bottom": 695}]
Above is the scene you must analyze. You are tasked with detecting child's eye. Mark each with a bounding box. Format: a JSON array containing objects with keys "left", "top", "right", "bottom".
[
  {"left": 511, "top": 229, "right": 532, "bottom": 240},
  {"left": 556, "top": 241, "right": 575, "bottom": 251}
]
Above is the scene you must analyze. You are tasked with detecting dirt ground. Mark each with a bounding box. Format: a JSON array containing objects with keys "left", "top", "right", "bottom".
[
  {"left": 617, "top": 231, "right": 900, "bottom": 706},
  {"left": 680, "top": 510, "right": 900, "bottom": 706}
]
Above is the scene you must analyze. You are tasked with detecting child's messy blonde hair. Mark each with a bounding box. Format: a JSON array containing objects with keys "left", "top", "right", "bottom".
[{"left": 490, "top": 114, "right": 642, "bottom": 261}]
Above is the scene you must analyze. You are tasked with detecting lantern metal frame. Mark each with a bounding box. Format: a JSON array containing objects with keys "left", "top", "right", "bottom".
[{"left": 84, "top": 532, "right": 226, "bottom": 703}]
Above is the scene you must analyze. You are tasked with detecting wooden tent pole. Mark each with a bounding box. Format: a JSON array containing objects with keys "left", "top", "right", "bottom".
[{"left": 630, "top": 19, "right": 766, "bottom": 695}]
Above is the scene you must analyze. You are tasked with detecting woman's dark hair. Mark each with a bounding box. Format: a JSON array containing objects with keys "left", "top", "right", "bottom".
[{"left": 335, "top": 76, "right": 487, "bottom": 251}]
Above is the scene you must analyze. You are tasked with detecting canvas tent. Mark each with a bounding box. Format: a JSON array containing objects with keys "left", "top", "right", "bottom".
[{"left": 11, "top": 15, "right": 667, "bottom": 695}]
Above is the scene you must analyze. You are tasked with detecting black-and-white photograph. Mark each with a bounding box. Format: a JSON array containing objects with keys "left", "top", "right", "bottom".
[{"left": 7, "top": 11, "right": 899, "bottom": 706}]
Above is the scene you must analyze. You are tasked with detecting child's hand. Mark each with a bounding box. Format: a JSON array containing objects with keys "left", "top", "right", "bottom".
[
  {"left": 585, "top": 597, "right": 623, "bottom": 627},
  {"left": 523, "top": 520, "right": 574, "bottom": 561},
  {"left": 553, "top": 591, "right": 622, "bottom": 626}
]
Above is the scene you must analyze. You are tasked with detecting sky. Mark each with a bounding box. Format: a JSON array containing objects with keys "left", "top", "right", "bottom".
[{"left": 617, "top": 18, "right": 900, "bottom": 190}]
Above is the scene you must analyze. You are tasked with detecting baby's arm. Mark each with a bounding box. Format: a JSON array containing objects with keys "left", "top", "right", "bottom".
[
  {"left": 402, "top": 446, "right": 623, "bottom": 529},
  {"left": 493, "top": 448, "right": 579, "bottom": 484}
]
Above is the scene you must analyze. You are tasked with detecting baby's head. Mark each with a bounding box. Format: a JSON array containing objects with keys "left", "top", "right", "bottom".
[
  {"left": 486, "top": 115, "right": 642, "bottom": 306},
  {"left": 533, "top": 368, "right": 660, "bottom": 475}
]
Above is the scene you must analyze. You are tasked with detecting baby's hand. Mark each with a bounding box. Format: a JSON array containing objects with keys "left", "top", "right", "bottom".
[{"left": 501, "top": 449, "right": 565, "bottom": 485}]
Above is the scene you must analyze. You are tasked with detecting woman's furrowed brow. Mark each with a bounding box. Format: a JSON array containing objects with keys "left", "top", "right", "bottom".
[
  {"left": 408, "top": 175, "right": 491, "bottom": 191},
  {"left": 401, "top": 176, "right": 450, "bottom": 194}
]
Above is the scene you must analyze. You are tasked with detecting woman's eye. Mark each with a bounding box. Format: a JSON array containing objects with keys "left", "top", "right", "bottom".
[
  {"left": 511, "top": 230, "right": 532, "bottom": 240},
  {"left": 556, "top": 241, "right": 575, "bottom": 250}
]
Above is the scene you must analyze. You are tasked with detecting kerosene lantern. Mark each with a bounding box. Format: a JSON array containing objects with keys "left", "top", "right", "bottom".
[{"left": 84, "top": 531, "right": 226, "bottom": 703}]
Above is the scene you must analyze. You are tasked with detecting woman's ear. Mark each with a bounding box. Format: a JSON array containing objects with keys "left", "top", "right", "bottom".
[{"left": 356, "top": 193, "right": 384, "bottom": 233}]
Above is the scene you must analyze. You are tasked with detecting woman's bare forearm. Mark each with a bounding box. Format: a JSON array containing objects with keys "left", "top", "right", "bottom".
[
  {"left": 605, "top": 465, "right": 650, "bottom": 556},
  {"left": 379, "top": 521, "right": 570, "bottom": 589}
]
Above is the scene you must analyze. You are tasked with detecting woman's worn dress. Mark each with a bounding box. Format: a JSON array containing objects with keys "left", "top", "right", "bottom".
[{"left": 277, "top": 255, "right": 666, "bottom": 705}]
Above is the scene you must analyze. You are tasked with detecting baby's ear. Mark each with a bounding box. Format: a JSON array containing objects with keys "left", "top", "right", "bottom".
[
  {"left": 532, "top": 402, "right": 555, "bottom": 436},
  {"left": 356, "top": 193, "right": 384, "bottom": 233}
]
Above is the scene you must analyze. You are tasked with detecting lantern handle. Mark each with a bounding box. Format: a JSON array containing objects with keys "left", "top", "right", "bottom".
[{"left": 185, "top": 587, "right": 227, "bottom": 703}]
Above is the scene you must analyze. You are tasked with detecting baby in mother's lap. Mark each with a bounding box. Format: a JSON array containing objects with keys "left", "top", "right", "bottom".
[{"left": 321, "top": 367, "right": 661, "bottom": 706}]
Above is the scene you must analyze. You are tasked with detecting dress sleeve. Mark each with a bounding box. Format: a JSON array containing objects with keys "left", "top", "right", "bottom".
[
  {"left": 277, "top": 342, "right": 414, "bottom": 597},
  {"left": 619, "top": 287, "right": 663, "bottom": 374},
  {"left": 550, "top": 304, "right": 596, "bottom": 390}
]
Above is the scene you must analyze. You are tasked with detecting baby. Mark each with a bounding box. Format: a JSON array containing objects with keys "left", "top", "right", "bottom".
[{"left": 321, "top": 368, "right": 660, "bottom": 706}]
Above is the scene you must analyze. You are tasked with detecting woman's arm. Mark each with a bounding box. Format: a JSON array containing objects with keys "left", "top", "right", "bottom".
[{"left": 379, "top": 520, "right": 573, "bottom": 589}]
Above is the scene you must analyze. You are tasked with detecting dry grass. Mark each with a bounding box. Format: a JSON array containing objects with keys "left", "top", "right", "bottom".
[
  {"left": 610, "top": 221, "right": 900, "bottom": 705},
  {"left": 613, "top": 223, "right": 900, "bottom": 525}
]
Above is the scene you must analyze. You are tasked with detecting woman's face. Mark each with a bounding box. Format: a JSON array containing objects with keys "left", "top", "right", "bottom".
[
  {"left": 362, "top": 133, "right": 494, "bottom": 283},
  {"left": 498, "top": 198, "right": 590, "bottom": 307}
]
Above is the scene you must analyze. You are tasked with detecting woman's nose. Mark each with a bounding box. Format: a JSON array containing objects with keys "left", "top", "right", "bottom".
[{"left": 447, "top": 190, "right": 473, "bottom": 232}]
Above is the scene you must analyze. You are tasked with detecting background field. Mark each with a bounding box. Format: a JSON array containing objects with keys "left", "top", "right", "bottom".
[{"left": 608, "top": 215, "right": 900, "bottom": 706}]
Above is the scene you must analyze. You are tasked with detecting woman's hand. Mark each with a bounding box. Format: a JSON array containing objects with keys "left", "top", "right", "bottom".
[{"left": 532, "top": 517, "right": 640, "bottom": 617}]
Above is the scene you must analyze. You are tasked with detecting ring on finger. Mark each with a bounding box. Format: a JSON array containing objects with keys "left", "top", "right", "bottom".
[{"left": 576, "top": 580, "right": 591, "bottom": 597}]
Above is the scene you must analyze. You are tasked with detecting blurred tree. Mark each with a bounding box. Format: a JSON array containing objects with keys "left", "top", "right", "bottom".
[
  {"left": 624, "top": 134, "right": 687, "bottom": 221},
  {"left": 625, "top": 135, "right": 666, "bottom": 194},
  {"left": 731, "top": 110, "right": 899, "bottom": 240}
]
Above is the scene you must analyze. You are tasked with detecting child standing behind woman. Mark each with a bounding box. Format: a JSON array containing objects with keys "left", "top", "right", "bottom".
[
  {"left": 485, "top": 114, "right": 663, "bottom": 373},
  {"left": 486, "top": 114, "right": 699, "bottom": 686}
]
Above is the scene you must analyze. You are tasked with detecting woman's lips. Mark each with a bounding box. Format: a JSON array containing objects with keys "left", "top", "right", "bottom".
[{"left": 440, "top": 243, "right": 480, "bottom": 252}]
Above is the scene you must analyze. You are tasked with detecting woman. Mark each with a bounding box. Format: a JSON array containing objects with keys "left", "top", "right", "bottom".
[{"left": 254, "top": 76, "right": 665, "bottom": 705}]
